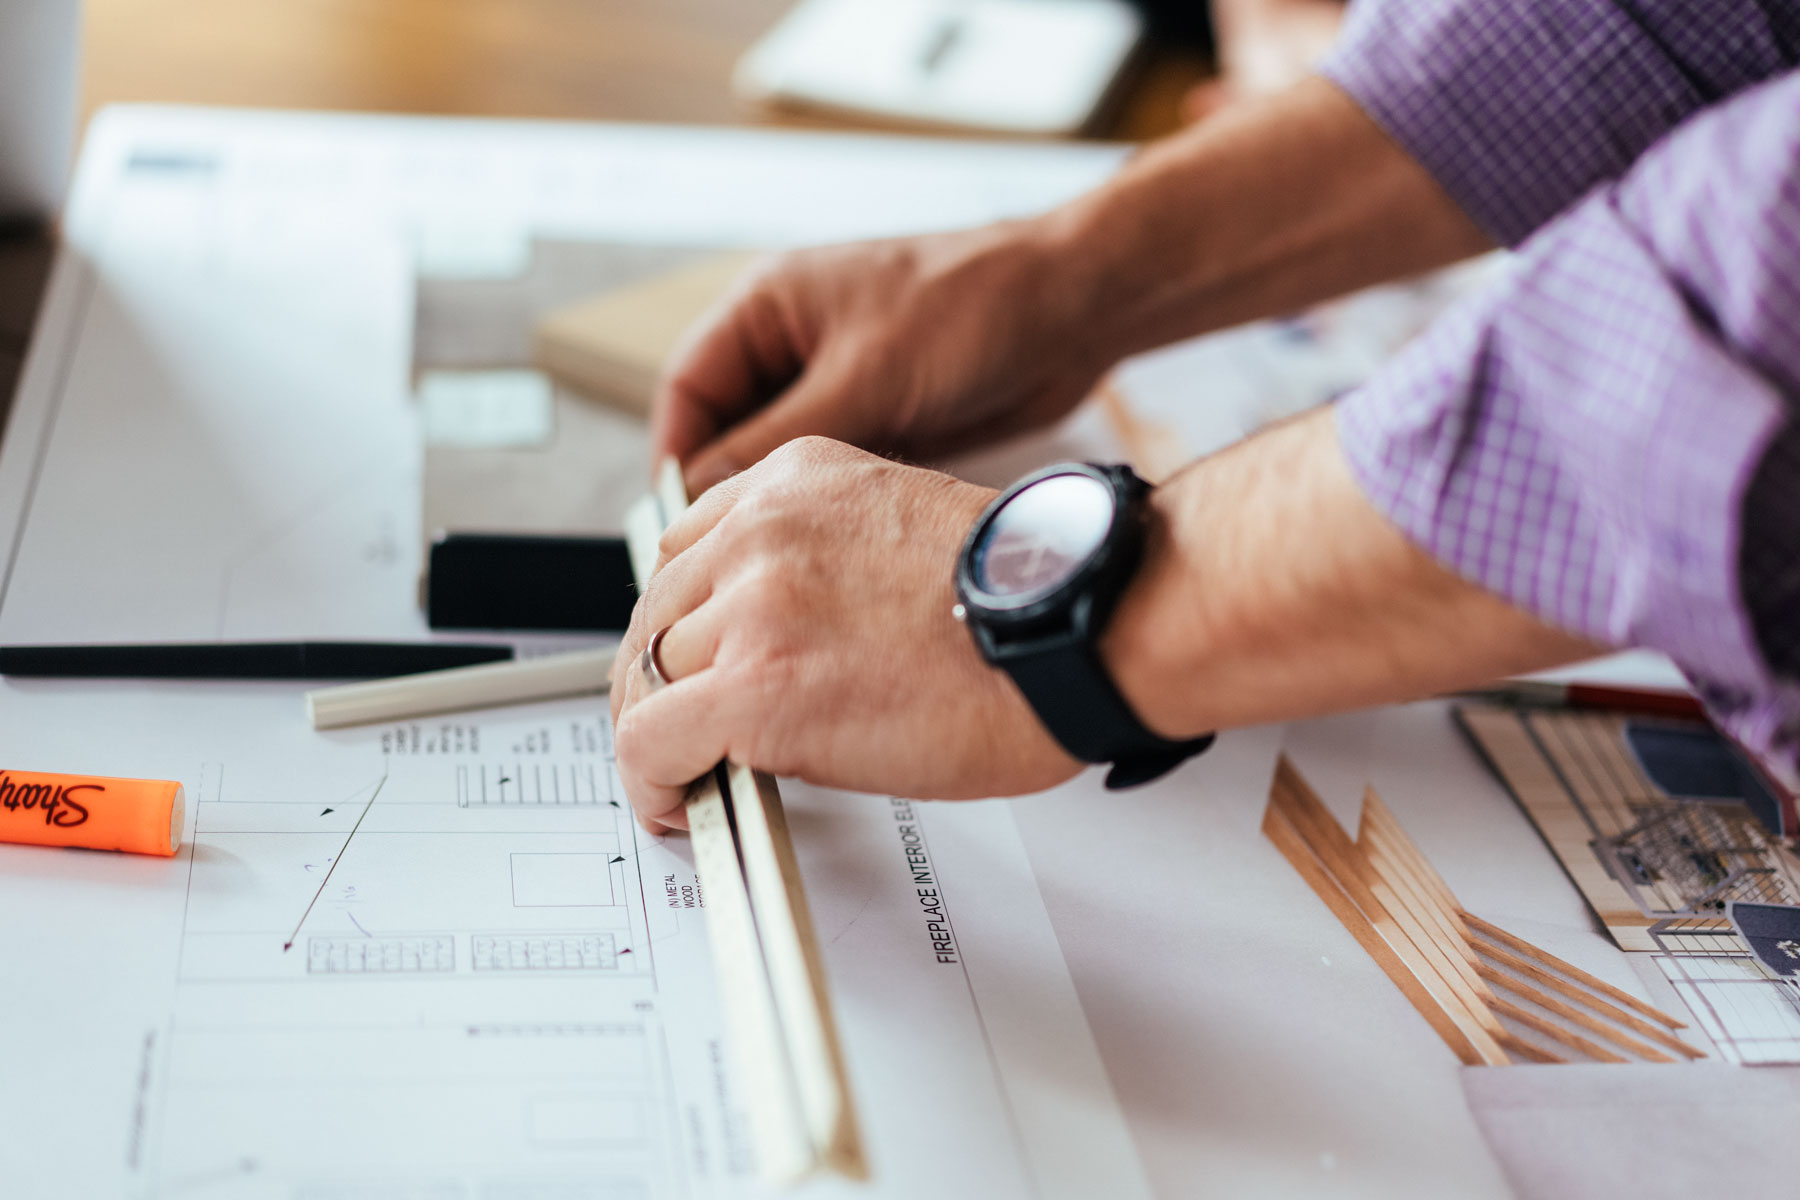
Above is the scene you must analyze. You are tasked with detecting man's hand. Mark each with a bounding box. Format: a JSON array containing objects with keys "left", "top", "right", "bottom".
[
  {"left": 651, "top": 79, "right": 1490, "bottom": 495},
  {"left": 652, "top": 225, "right": 1114, "bottom": 497},
  {"left": 609, "top": 438, "right": 1082, "bottom": 832}
]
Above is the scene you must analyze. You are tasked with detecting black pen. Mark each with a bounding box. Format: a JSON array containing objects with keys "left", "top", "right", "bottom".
[{"left": 0, "top": 641, "right": 514, "bottom": 680}]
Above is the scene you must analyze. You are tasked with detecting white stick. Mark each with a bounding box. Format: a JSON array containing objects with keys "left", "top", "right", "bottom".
[
  {"left": 627, "top": 460, "right": 865, "bottom": 1184},
  {"left": 304, "top": 646, "right": 617, "bottom": 730}
]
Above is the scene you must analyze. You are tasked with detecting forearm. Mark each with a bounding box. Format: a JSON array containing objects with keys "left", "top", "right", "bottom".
[
  {"left": 1024, "top": 76, "right": 1492, "bottom": 364},
  {"left": 1098, "top": 407, "right": 1600, "bottom": 738}
]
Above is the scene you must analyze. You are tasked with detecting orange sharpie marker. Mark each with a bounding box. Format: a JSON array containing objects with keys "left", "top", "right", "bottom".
[{"left": 0, "top": 770, "right": 184, "bottom": 857}]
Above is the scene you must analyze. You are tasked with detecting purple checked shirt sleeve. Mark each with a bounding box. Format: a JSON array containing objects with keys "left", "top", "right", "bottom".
[
  {"left": 1323, "top": 0, "right": 1800, "bottom": 245},
  {"left": 1319, "top": 4, "right": 1800, "bottom": 768}
]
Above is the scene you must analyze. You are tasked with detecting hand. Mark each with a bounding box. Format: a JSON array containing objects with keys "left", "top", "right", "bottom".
[
  {"left": 608, "top": 437, "right": 1082, "bottom": 832},
  {"left": 651, "top": 223, "right": 1118, "bottom": 495}
]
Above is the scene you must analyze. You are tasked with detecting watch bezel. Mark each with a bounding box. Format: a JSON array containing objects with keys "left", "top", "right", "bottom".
[{"left": 954, "top": 462, "right": 1145, "bottom": 641}]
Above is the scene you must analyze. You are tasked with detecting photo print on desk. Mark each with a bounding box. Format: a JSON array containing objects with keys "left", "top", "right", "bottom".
[{"left": 1454, "top": 705, "right": 1800, "bottom": 1064}]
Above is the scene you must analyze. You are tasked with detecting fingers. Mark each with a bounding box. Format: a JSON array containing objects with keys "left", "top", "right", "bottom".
[
  {"left": 610, "top": 521, "right": 721, "bottom": 728},
  {"left": 647, "top": 609, "right": 718, "bottom": 685},
  {"left": 614, "top": 606, "right": 736, "bottom": 832},
  {"left": 653, "top": 468, "right": 749, "bottom": 573},
  {"left": 649, "top": 263, "right": 801, "bottom": 472},
  {"left": 684, "top": 368, "right": 865, "bottom": 496}
]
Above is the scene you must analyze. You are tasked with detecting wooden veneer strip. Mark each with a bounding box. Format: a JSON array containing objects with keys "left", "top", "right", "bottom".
[
  {"left": 1360, "top": 820, "right": 1490, "bottom": 991},
  {"left": 1494, "top": 1033, "right": 1566, "bottom": 1064},
  {"left": 1355, "top": 818, "right": 1672, "bottom": 1062},
  {"left": 1262, "top": 799, "right": 1493, "bottom": 1066},
  {"left": 1359, "top": 786, "right": 1691, "bottom": 1042},
  {"left": 1360, "top": 809, "right": 1479, "bottom": 969},
  {"left": 1488, "top": 996, "right": 1628, "bottom": 1064},
  {"left": 1471, "top": 939, "right": 1700, "bottom": 1058},
  {"left": 1352, "top": 826, "right": 1503, "bottom": 1027},
  {"left": 1268, "top": 758, "right": 1511, "bottom": 1065},
  {"left": 1472, "top": 962, "right": 1675, "bottom": 1062},
  {"left": 1363, "top": 819, "right": 1694, "bottom": 1061},
  {"left": 1460, "top": 912, "right": 1684, "bottom": 1030},
  {"left": 1358, "top": 789, "right": 1461, "bottom": 918}
]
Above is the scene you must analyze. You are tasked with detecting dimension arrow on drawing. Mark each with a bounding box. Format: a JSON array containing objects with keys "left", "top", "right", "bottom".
[
  {"left": 610, "top": 856, "right": 625, "bottom": 864},
  {"left": 283, "top": 774, "right": 388, "bottom": 952},
  {"left": 320, "top": 808, "right": 334, "bottom": 816}
]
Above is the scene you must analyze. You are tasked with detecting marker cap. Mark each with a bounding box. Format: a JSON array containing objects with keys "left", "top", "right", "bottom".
[{"left": 0, "top": 771, "right": 184, "bottom": 857}]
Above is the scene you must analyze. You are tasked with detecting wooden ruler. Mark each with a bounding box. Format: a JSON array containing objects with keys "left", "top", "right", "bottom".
[{"left": 623, "top": 462, "right": 866, "bottom": 1185}]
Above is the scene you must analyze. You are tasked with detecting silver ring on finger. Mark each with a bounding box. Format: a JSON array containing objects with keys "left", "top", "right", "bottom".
[{"left": 638, "top": 626, "right": 674, "bottom": 696}]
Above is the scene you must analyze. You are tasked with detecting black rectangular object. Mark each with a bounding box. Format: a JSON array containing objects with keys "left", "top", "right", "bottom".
[
  {"left": 428, "top": 533, "right": 638, "bottom": 633},
  {"left": 0, "top": 641, "right": 512, "bottom": 679}
]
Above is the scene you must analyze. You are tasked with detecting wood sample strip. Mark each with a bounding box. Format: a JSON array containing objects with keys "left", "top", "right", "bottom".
[
  {"left": 1360, "top": 818, "right": 1485, "bottom": 979},
  {"left": 1472, "top": 962, "right": 1675, "bottom": 1062},
  {"left": 1493, "top": 1034, "right": 1566, "bottom": 1065},
  {"left": 1471, "top": 939, "right": 1700, "bottom": 1058},
  {"left": 1488, "top": 996, "right": 1628, "bottom": 1064},
  {"left": 1460, "top": 912, "right": 1684, "bottom": 1029},
  {"left": 724, "top": 761, "right": 866, "bottom": 1178},
  {"left": 1355, "top": 827, "right": 1501, "bottom": 1024},
  {"left": 1267, "top": 757, "right": 1510, "bottom": 1064},
  {"left": 534, "top": 251, "right": 761, "bottom": 416},
  {"left": 1358, "top": 789, "right": 1462, "bottom": 917},
  {"left": 1359, "top": 794, "right": 1690, "bottom": 1062},
  {"left": 1262, "top": 800, "right": 1491, "bottom": 1066}
]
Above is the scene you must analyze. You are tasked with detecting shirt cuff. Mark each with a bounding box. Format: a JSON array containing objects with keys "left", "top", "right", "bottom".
[{"left": 1333, "top": 204, "right": 1793, "bottom": 766}]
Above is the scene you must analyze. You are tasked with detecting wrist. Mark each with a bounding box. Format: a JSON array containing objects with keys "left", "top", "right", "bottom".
[
  {"left": 1037, "top": 77, "right": 1493, "bottom": 360},
  {"left": 1097, "top": 409, "right": 1606, "bottom": 740},
  {"left": 1097, "top": 482, "right": 1219, "bottom": 740}
]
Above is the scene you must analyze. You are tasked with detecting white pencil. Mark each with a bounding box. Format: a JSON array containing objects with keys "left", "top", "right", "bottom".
[{"left": 305, "top": 646, "right": 617, "bottom": 730}]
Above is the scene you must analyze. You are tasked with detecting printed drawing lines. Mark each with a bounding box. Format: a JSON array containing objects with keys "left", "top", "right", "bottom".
[{"left": 283, "top": 770, "right": 390, "bottom": 951}]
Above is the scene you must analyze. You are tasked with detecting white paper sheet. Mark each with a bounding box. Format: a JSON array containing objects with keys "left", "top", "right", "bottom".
[
  {"left": 0, "top": 109, "right": 1152, "bottom": 1199},
  {"left": 0, "top": 681, "right": 1150, "bottom": 1199}
]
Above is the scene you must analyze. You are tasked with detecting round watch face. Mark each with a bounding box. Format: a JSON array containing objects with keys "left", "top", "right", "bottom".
[{"left": 973, "top": 471, "right": 1115, "bottom": 604}]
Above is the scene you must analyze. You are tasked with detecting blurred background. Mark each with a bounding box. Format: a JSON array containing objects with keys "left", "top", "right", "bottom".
[
  {"left": 3, "top": 0, "right": 1356, "bottom": 423},
  {"left": 75, "top": 0, "right": 1212, "bottom": 138}
]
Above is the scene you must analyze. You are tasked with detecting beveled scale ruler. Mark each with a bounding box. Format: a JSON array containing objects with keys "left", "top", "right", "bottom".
[{"left": 623, "top": 462, "right": 865, "bottom": 1186}]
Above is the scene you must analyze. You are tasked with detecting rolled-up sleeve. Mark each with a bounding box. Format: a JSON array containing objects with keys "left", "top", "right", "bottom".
[
  {"left": 1320, "top": 0, "right": 1800, "bottom": 245},
  {"left": 1335, "top": 71, "right": 1800, "bottom": 768}
]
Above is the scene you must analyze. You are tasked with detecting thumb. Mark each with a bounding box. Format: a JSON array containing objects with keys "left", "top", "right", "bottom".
[{"left": 685, "top": 367, "right": 871, "bottom": 494}]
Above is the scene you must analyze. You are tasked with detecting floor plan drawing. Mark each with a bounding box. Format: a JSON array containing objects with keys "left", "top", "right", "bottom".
[
  {"left": 1, "top": 110, "right": 1156, "bottom": 1200},
  {"left": 150, "top": 714, "right": 685, "bottom": 1199}
]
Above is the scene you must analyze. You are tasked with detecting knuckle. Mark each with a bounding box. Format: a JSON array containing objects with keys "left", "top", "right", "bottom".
[
  {"left": 636, "top": 568, "right": 670, "bottom": 616},
  {"left": 614, "top": 704, "right": 649, "bottom": 761},
  {"left": 655, "top": 525, "right": 684, "bottom": 561},
  {"left": 790, "top": 434, "right": 842, "bottom": 462},
  {"left": 731, "top": 566, "right": 788, "bottom": 626}
]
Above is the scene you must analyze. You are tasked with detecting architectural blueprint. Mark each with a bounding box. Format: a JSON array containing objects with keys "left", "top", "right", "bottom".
[
  {"left": 0, "top": 108, "right": 1148, "bottom": 1199},
  {"left": 2, "top": 677, "right": 1144, "bottom": 1198}
]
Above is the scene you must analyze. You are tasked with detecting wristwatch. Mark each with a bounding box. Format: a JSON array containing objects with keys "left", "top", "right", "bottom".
[{"left": 953, "top": 462, "right": 1215, "bottom": 789}]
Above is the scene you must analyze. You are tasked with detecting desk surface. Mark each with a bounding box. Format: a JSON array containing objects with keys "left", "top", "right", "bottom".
[
  {"left": 0, "top": 0, "right": 1205, "bottom": 431},
  {"left": 78, "top": 0, "right": 1207, "bottom": 139}
]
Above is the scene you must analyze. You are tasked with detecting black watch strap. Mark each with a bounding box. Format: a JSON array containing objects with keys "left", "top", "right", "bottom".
[{"left": 995, "top": 635, "right": 1215, "bottom": 790}]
